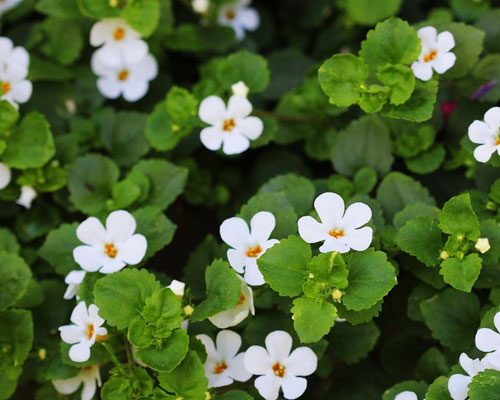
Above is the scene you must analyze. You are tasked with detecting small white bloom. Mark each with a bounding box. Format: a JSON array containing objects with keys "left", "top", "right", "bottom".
[
  {"left": 0, "top": 162, "right": 11, "bottom": 190},
  {"left": 298, "top": 192, "right": 373, "bottom": 254},
  {"left": 0, "top": 37, "right": 29, "bottom": 71},
  {"left": 192, "top": 0, "right": 209, "bottom": 14},
  {"left": 0, "top": 0, "right": 23, "bottom": 15},
  {"left": 196, "top": 330, "right": 252, "bottom": 388},
  {"left": 91, "top": 51, "right": 157, "bottom": 102},
  {"left": 468, "top": 107, "right": 500, "bottom": 163},
  {"left": 244, "top": 330, "right": 317, "bottom": 400},
  {"left": 198, "top": 95, "right": 263, "bottom": 155},
  {"left": 0, "top": 37, "right": 31, "bottom": 109},
  {"left": 59, "top": 302, "right": 108, "bottom": 363},
  {"left": 167, "top": 279, "right": 186, "bottom": 298},
  {"left": 232, "top": 81, "right": 249, "bottom": 98},
  {"left": 16, "top": 185, "right": 37, "bottom": 209},
  {"left": 220, "top": 211, "right": 278, "bottom": 285},
  {"left": 64, "top": 270, "right": 87, "bottom": 300},
  {"left": 475, "top": 311, "right": 500, "bottom": 368},
  {"left": 448, "top": 353, "right": 496, "bottom": 400},
  {"left": 73, "top": 210, "right": 147, "bottom": 274},
  {"left": 52, "top": 365, "right": 101, "bottom": 400},
  {"left": 475, "top": 238, "right": 491, "bottom": 254},
  {"left": 395, "top": 392, "right": 419, "bottom": 400},
  {"left": 209, "top": 275, "right": 255, "bottom": 328},
  {"left": 89, "top": 18, "right": 148, "bottom": 67},
  {"left": 411, "top": 26, "right": 456, "bottom": 81},
  {"left": 218, "top": 0, "right": 260, "bottom": 41}
]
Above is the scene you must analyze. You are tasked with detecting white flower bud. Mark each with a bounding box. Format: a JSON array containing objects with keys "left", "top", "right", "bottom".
[
  {"left": 475, "top": 238, "right": 491, "bottom": 254},
  {"left": 192, "top": 0, "right": 209, "bottom": 14},
  {"left": 231, "top": 81, "right": 249, "bottom": 98}
]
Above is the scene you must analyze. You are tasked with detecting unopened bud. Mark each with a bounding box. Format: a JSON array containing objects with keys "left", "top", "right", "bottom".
[
  {"left": 308, "top": 273, "right": 314, "bottom": 279},
  {"left": 231, "top": 81, "right": 249, "bottom": 98},
  {"left": 332, "top": 289, "right": 342, "bottom": 301},
  {"left": 440, "top": 250, "right": 449, "bottom": 260},
  {"left": 205, "top": 392, "right": 212, "bottom": 400},
  {"left": 192, "top": 0, "right": 209, "bottom": 14},
  {"left": 475, "top": 237, "right": 491, "bottom": 254},
  {"left": 38, "top": 348, "right": 47, "bottom": 360},
  {"left": 184, "top": 305, "right": 194, "bottom": 316},
  {"left": 109, "top": 0, "right": 118, "bottom": 7},
  {"left": 457, "top": 234, "right": 464, "bottom": 241}
]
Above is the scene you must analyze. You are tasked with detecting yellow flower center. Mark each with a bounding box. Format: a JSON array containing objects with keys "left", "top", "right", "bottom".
[
  {"left": 225, "top": 9, "right": 236, "bottom": 20},
  {"left": 246, "top": 245, "right": 262, "bottom": 258},
  {"left": 104, "top": 243, "right": 117, "bottom": 258},
  {"left": 117, "top": 69, "right": 129, "bottom": 81},
  {"left": 2, "top": 81, "right": 10, "bottom": 94},
  {"left": 236, "top": 293, "right": 246, "bottom": 306},
  {"left": 86, "top": 323, "right": 94, "bottom": 339},
  {"left": 424, "top": 50, "right": 437, "bottom": 63},
  {"left": 213, "top": 361, "right": 228, "bottom": 374},
  {"left": 328, "top": 229, "right": 344, "bottom": 238},
  {"left": 113, "top": 27, "right": 126, "bottom": 41},
  {"left": 272, "top": 362, "right": 286, "bottom": 377},
  {"left": 222, "top": 118, "right": 236, "bottom": 132},
  {"left": 496, "top": 137, "right": 500, "bottom": 146}
]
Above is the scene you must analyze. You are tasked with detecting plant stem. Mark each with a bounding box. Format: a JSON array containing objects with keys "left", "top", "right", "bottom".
[{"left": 102, "top": 342, "right": 126, "bottom": 375}]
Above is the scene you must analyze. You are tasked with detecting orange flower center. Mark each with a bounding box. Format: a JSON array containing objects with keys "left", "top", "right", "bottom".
[
  {"left": 2, "top": 81, "right": 10, "bottom": 94},
  {"left": 86, "top": 324, "right": 94, "bottom": 339},
  {"left": 246, "top": 245, "right": 262, "bottom": 258},
  {"left": 113, "top": 27, "right": 126, "bottom": 41},
  {"left": 496, "top": 134, "right": 500, "bottom": 146},
  {"left": 328, "top": 229, "right": 344, "bottom": 238},
  {"left": 117, "top": 69, "right": 129, "bottom": 81},
  {"left": 225, "top": 9, "right": 236, "bottom": 20},
  {"left": 272, "top": 362, "right": 286, "bottom": 377},
  {"left": 222, "top": 118, "right": 236, "bottom": 132},
  {"left": 213, "top": 361, "right": 228, "bottom": 374},
  {"left": 424, "top": 50, "right": 437, "bottom": 63},
  {"left": 236, "top": 293, "right": 246, "bottom": 306},
  {"left": 104, "top": 243, "right": 117, "bottom": 258}
]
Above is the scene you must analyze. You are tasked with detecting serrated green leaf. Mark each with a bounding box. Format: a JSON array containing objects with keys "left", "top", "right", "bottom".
[
  {"left": 38, "top": 223, "right": 80, "bottom": 275},
  {"left": 439, "top": 253, "right": 482, "bottom": 292},
  {"left": 345, "top": 0, "right": 402, "bottom": 26},
  {"left": 468, "top": 369, "right": 500, "bottom": 400},
  {"left": 329, "top": 321, "right": 380, "bottom": 364},
  {"left": 0, "top": 252, "right": 31, "bottom": 311},
  {"left": 377, "top": 64, "right": 415, "bottom": 105},
  {"left": 291, "top": 297, "right": 337, "bottom": 343},
  {"left": 438, "top": 193, "right": 480, "bottom": 240}
]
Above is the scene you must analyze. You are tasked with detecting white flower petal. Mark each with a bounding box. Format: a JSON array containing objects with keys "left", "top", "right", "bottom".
[
  {"left": 244, "top": 260, "right": 265, "bottom": 286},
  {"left": 73, "top": 246, "right": 106, "bottom": 272},
  {"left": 222, "top": 132, "right": 250, "bottom": 155},
  {"left": 418, "top": 26, "right": 438, "bottom": 47},
  {"left": 484, "top": 107, "right": 500, "bottom": 131},
  {"left": 90, "top": 20, "right": 114, "bottom": 47},
  {"left": 342, "top": 202, "right": 372, "bottom": 229},
  {"left": 216, "top": 330, "right": 242, "bottom": 360},
  {"left": 250, "top": 211, "right": 276, "bottom": 243},
  {"left": 98, "top": 258, "right": 126, "bottom": 274},
  {"left": 207, "top": 372, "right": 233, "bottom": 388},
  {"left": 411, "top": 61, "right": 433, "bottom": 81},
  {"left": 475, "top": 328, "right": 500, "bottom": 352},
  {"left": 0, "top": 162, "right": 11, "bottom": 190},
  {"left": 209, "top": 306, "right": 249, "bottom": 329},
  {"left": 448, "top": 374, "right": 471, "bottom": 400},
  {"left": 314, "top": 192, "right": 344, "bottom": 227},
  {"left": 105, "top": 210, "right": 137, "bottom": 243},
  {"left": 244, "top": 345, "right": 272, "bottom": 375},
  {"left": 96, "top": 78, "right": 121, "bottom": 99},
  {"left": 266, "top": 330, "right": 292, "bottom": 362},
  {"left": 474, "top": 143, "right": 496, "bottom": 163},
  {"left": 286, "top": 347, "right": 317, "bottom": 377},
  {"left": 319, "top": 237, "right": 350, "bottom": 254},
  {"left": 122, "top": 79, "right": 149, "bottom": 102},
  {"left": 59, "top": 325, "right": 84, "bottom": 344},
  {"left": 93, "top": 44, "right": 123, "bottom": 68},
  {"left": 77, "top": 217, "right": 107, "bottom": 246},
  {"left": 81, "top": 376, "right": 97, "bottom": 400},
  {"left": 88, "top": 304, "right": 105, "bottom": 327},
  {"left": 238, "top": 7, "right": 260, "bottom": 31},
  {"left": 65, "top": 270, "right": 86, "bottom": 285},
  {"left": 63, "top": 285, "right": 78, "bottom": 300},
  {"left": 122, "top": 39, "right": 149, "bottom": 66},
  {"left": 196, "top": 334, "right": 217, "bottom": 358},
  {"left": 238, "top": 116, "right": 263, "bottom": 140},
  {"left": 228, "top": 352, "right": 252, "bottom": 382},
  {"left": 494, "top": 312, "right": 500, "bottom": 333},
  {"left": 220, "top": 217, "right": 251, "bottom": 250},
  {"left": 298, "top": 216, "right": 327, "bottom": 244},
  {"left": 69, "top": 342, "right": 92, "bottom": 363},
  {"left": 0, "top": 37, "right": 13, "bottom": 58},
  {"left": 168, "top": 280, "right": 185, "bottom": 297},
  {"left": 254, "top": 374, "right": 281, "bottom": 400},
  {"left": 227, "top": 248, "right": 246, "bottom": 273},
  {"left": 281, "top": 375, "right": 308, "bottom": 400},
  {"left": 459, "top": 353, "right": 482, "bottom": 376},
  {"left": 52, "top": 376, "right": 82, "bottom": 395},
  {"left": 199, "top": 96, "right": 227, "bottom": 125},
  {"left": 5, "top": 62, "right": 28, "bottom": 82},
  {"left": 132, "top": 53, "right": 158, "bottom": 81},
  {"left": 16, "top": 186, "right": 36, "bottom": 208},
  {"left": 70, "top": 301, "right": 88, "bottom": 326},
  {"left": 432, "top": 52, "right": 456, "bottom": 74},
  {"left": 227, "top": 95, "right": 252, "bottom": 119},
  {"left": 10, "top": 47, "right": 29, "bottom": 67},
  {"left": 344, "top": 226, "right": 373, "bottom": 251},
  {"left": 436, "top": 31, "right": 455, "bottom": 53},
  {"left": 200, "top": 126, "right": 224, "bottom": 151},
  {"left": 394, "top": 392, "right": 418, "bottom": 400},
  {"left": 469, "top": 121, "right": 494, "bottom": 144}
]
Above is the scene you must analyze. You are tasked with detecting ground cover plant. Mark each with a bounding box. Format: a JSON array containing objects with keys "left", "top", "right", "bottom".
[{"left": 3, "top": 0, "right": 500, "bottom": 399}]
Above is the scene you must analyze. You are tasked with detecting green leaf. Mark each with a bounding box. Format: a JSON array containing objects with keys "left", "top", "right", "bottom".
[
  {"left": 38, "top": 223, "right": 81, "bottom": 275},
  {"left": 343, "top": 249, "right": 397, "bottom": 311},
  {"left": 165, "top": 24, "right": 235, "bottom": 53},
  {"left": 111, "top": 180, "right": 140, "bottom": 209},
  {"left": 439, "top": 193, "right": 480, "bottom": 241},
  {"left": 353, "top": 167, "right": 378, "bottom": 195},
  {"left": 217, "top": 50, "right": 270, "bottom": 93},
  {"left": 439, "top": 254, "right": 482, "bottom": 292},
  {"left": 395, "top": 216, "right": 442, "bottom": 267},
  {"left": 94, "top": 269, "right": 160, "bottom": 330},
  {"left": 377, "top": 172, "right": 435, "bottom": 221},
  {"left": 331, "top": 115, "right": 393, "bottom": 177},
  {"left": 215, "top": 391, "right": 254, "bottom": 400},
  {"left": 258, "top": 174, "right": 315, "bottom": 215},
  {"left": 165, "top": 86, "right": 198, "bottom": 127},
  {"left": 142, "top": 288, "right": 183, "bottom": 331},
  {"left": 425, "top": 378, "right": 453, "bottom": 400},
  {"left": 0, "top": 252, "right": 31, "bottom": 311},
  {"left": 376, "top": 64, "right": 415, "bottom": 105},
  {"left": 133, "top": 207, "right": 176, "bottom": 260},
  {"left": 393, "top": 203, "right": 440, "bottom": 230},
  {"left": 122, "top": 0, "right": 160, "bottom": 37},
  {"left": 381, "top": 79, "right": 438, "bottom": 123},
  {"left": 405, "top": 144, "right": 446, "bottom": 175},
  {"left": 329, "top": 321, "right": 380, "bottom": 364},
  {"left": 101, "top": 367, "right": 154, "bottom": 400},
  {"left": 336, "top": 301, "right": 383, "bottom": 325},
  {"left": 136, "top": 329, "right": 190, "bottom": 372},
  {"left": 0, "top": 101, "right": 19, "bottom": 132},
  {"left": 360, "top": 17, "right": 420, "bottom": 68},
  {"left": 190, "top": 259, "right": 241, "bottom": 322},
  {"left": 0, "top": 228, "right": 20, "bottom": 255},
  {"left": 130, "top": 160, "right": 188, "bottom": 211},
  {"left": 77, "top": 0, "right": 119, "bottom": 17},
  {"left": 383, "top": 381, "right": 428, "bottom": 400},
  {"left": 158, "top": 351, "right": 208, "bottom": 400},
  {"left": 358, "top": 84, "right": 389, "bottom": 113},
  {"left": 318, "top": 54, "right": 369, "bottom": 107},
  {"left": 304, "top": 252, "right": 349, "bottom": 295},
  {"left": 291, "top": 297, "right": 337, "bottom": 343},
  {"left": 420, "top": 288, "right": 480, "bottom": 350},
  {"left": 3, "top": 112, "right": 55, "bottom": 169},
  {"left": 257, "top": 236, "right": 311, "bottom": 297},
  {"left": 469, "top": 369, "right": 500, "bottom": 400},
  {"left": 416, "top": 348, "right": 449, "bottom": 384},
  {"left": 41, "top": 18, "right": 83, "bottom": 66},
  {"left": 344, "top": 0, "right": 402, "bottom": 26},
  {"left": 36, "top": 0, "right": 82, "bottom": 18},
  {"left": 479, "top": 219, "right": 500, "bottom": 264},
  {"left": 67, "top": 154, "right": 119, "bottom": 215},
  {"left": 146, "top": 101, "right": 191, "bottom": 151}
]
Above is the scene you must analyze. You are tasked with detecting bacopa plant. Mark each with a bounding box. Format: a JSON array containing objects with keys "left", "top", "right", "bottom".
[{"left": 3, "top": 0, "right": 500, "bottom": 399}]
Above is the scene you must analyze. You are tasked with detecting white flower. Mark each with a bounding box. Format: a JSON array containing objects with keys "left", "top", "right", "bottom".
[
  {"left": 232, "top": 81, "right": 249, "bottom": 98},
  {"left": 196, "top": 330, "right": 251, "bottom": 388},
  {"left": 73, "top": 210, "right": 147, "bottom": 274},
  {"left": 16, "top": 185, "right": 36, "bottom": 209},
  {"left": 298, "top": 192, "right": 373, "bottom": 254},
  {"left": 468, "top": 107, "right": 500, "bottom": 163},
  {"left": 475, "top": 238, "right": 491, "bottom": 254},
  {"left": 0, "top": 162, "right": 11, "bottom": 190},
  {"left": 192, "top": 0, "right": 209, "bottom": 14},
  {"left": 475, "top": 311, "right": 500, "bottom": 368},
  {"left": 220, "top": 211, "right": 278, "bottom": 285},
  {"left": 89, "top": 18, "right": 148, "bottom": 67},
  {"left": 209, "top": 275, "right": 255, "bottom": 328},
  {"left": 91, "top": 51, "right": 157, "bottom": 102},
  {"left": 59, "top": 302, "right": 108, "bottom": 363},
  {"left": 218, "top": 0, "right": 260, "bottom": 41},
  {"left": 395, "top": 392, "right": 419, "bottom": 400},
  {"left": 244, "top": 330, "right": 317, "bottom": 400},
  {"left": 168, "top": 279, "right": 186, "bottom": 298},
  {"left": 448, "top": 353, "right": 496, "bottom": 400},
  {"left": 52, "top": 365, "right": 101, "bottom": 400},
  {"left": 0, "top": 0, "right": 23, "bottom": 15},
  {"left": 0, "top": 37, "right": 29, "bottom": 71},
  {"left": 411, "top": 26, "right": 456, "bottom": 81},
  {"left": 0, "top": 37, "right": 31, "bottom": 109},
  {"left": 199, "top": 95, "right": 263, "bottom": 155},
  {"left": 64, "top": 270, "right": 87, "bottom": 300}
]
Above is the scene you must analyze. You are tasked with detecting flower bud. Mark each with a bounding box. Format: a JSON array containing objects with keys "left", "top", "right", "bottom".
[
  {"left": 184, "top": 305, "right": 194, "bottom": 316},
  {"left": 192, "top": 0, "right": 209, "bottom": 14},
  {"left": 440, "top": 250, "right": 449, "bottom": 260},
  {"left": 475, "top": 237, "right": 491, "bottom": 254},
  {"left": 232, "top": 81, "right": 249, "bottom": 98},
  {"left": 332, "top": 289, "right": 342, "bottom": 301}
]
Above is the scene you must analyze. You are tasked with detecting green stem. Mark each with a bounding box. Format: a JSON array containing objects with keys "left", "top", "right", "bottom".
[{"left": 102, "top": 342, "right": 126, "bottom": 375}]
